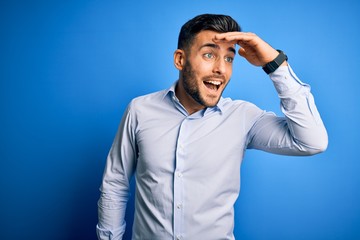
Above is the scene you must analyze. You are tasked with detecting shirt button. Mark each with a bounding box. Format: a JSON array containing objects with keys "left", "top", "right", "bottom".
[
  {"left": 176, "top": 235, "right": 182, "bottom": 240},
  {"left": 177, "top": 172, "right": 183, "bottom": 178},
  {"left": 176, "top": 203, "right": 182, "bottom": 209}
]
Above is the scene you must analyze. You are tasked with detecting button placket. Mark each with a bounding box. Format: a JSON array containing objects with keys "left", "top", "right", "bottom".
[{"left": 173, "top": 118, "right": 189, "bottom": 239}]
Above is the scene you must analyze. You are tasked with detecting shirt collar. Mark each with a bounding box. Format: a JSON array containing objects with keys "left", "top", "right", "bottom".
[{"left": 162, "top": 81, "right": 225, "bottom": 114}]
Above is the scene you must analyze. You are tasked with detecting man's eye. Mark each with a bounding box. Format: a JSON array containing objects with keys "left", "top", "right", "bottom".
[
  {"left": 204, "top": 53, "right": 214, "bottom": 59},
  {"left": 225, "top": 56, "right": 234, "bottom": 63}
]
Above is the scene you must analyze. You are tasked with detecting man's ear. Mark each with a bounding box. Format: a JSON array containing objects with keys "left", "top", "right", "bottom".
[{"left": 174, "top": 49, "right": 186, "bottom": 70}]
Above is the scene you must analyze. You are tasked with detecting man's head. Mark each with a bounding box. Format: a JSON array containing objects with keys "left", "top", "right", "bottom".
[
  {"left": 178, "top": 14, "right": 241, "bottom": 52},
  {"left": 174, "top": 14, "right": 241, "bottom": 113}
]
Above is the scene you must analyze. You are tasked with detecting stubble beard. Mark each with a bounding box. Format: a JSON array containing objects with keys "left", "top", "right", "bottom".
[{"left": 182, "top": 61, "right": 226, "bottom": 108}]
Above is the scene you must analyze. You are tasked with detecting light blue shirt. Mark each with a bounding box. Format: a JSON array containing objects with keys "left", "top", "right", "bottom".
[{"left": 97, "top": 66, "right": 328, "bottom": 240}]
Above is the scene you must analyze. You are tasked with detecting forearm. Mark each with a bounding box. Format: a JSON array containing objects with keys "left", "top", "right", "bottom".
[
  {"left": 97, "top": 191, "right": 128, "bottom": 240},
  {"left": 97, "top": 151, "right": 133, "bottom": 240},
  {"left": 97, "top": 151, "right": 132, "bottom": 239}
]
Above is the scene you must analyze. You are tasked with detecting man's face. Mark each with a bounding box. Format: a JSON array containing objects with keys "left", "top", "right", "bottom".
[{"left": 180, "top": 30, "right": 236, "bottom": 108}]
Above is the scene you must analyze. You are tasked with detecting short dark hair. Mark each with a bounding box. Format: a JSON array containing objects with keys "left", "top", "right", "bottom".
[{"left": 177, "top": 14, "right": 241, "bottom": 51}]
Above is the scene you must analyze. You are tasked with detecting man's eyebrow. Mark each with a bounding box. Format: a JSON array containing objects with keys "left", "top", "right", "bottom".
[{"left": 199, "top": 43, "right": 236, "bottom": 54}]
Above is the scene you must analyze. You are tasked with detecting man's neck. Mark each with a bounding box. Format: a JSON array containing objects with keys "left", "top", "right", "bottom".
[{"left": 175, "top": 80, "right": 205, "bottom": 115}]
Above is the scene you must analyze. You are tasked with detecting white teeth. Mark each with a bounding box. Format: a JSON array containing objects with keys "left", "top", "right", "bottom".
[{"left": 205, "top": 80, "right": 221, "bottom": 85}]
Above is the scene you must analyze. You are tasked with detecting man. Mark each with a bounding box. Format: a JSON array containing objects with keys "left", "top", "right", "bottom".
[{"left": 96, "top": 14, "right": 328, "bottom": 240}]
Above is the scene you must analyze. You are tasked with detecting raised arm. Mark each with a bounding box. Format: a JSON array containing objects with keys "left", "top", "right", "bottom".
[
  {"left": 248, "top": 65, "right": 328, "bottom": 155},
  {"left": 214, "top": 32, "right": 328, "bottom": 155}
]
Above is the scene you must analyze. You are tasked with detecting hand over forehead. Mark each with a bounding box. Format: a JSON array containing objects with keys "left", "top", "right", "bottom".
[
  {"left": 213, "top": 32, "right": 259, "bottom": 48},
  {"left": 213, "top": 31, "right": 279, "bottom": 66}
]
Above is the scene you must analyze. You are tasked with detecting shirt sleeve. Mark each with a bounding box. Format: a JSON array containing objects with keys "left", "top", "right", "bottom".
[
  {"left": 246, "top": 65, "right": 328, "bottom": 155},
  {"left": 96, "top": 104, "right": 137, "bottom": 239}
]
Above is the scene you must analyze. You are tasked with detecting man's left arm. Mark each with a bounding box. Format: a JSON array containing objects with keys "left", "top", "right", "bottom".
[{"left": 214, "top": 32, "right": 328, "bottom": 155}]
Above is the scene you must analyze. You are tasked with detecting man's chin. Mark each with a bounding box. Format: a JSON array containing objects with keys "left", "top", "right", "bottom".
[{"left": 201, "top": 96, "right": 221, "bottom": 108}]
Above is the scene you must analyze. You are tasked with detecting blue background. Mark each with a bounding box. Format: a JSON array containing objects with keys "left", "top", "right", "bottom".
[{"left": 1, "top": 1, "right": 359, "bottom": 239}]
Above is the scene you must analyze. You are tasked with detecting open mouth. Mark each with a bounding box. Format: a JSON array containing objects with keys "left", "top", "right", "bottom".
[{"left": 203, "top": 80, "right": 221, "bottom": 92}]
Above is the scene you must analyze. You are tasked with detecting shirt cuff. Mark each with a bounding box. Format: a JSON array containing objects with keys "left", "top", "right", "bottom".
[{"left": 269, "top": 64, "right": 309, "bottom": 95}]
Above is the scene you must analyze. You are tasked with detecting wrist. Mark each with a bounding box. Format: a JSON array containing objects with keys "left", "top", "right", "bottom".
[{"left": 262, "top": 50, "right": 288, "bottom": 74}]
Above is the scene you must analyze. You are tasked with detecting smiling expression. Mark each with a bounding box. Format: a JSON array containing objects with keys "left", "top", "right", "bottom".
[{"left": 175, "top": 30, "right": 236, "bottom": 114}]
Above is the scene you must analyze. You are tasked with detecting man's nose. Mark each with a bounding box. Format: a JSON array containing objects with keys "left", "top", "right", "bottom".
[{"left": 213, "top": 58, "right": 226, "bottom": 75}]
